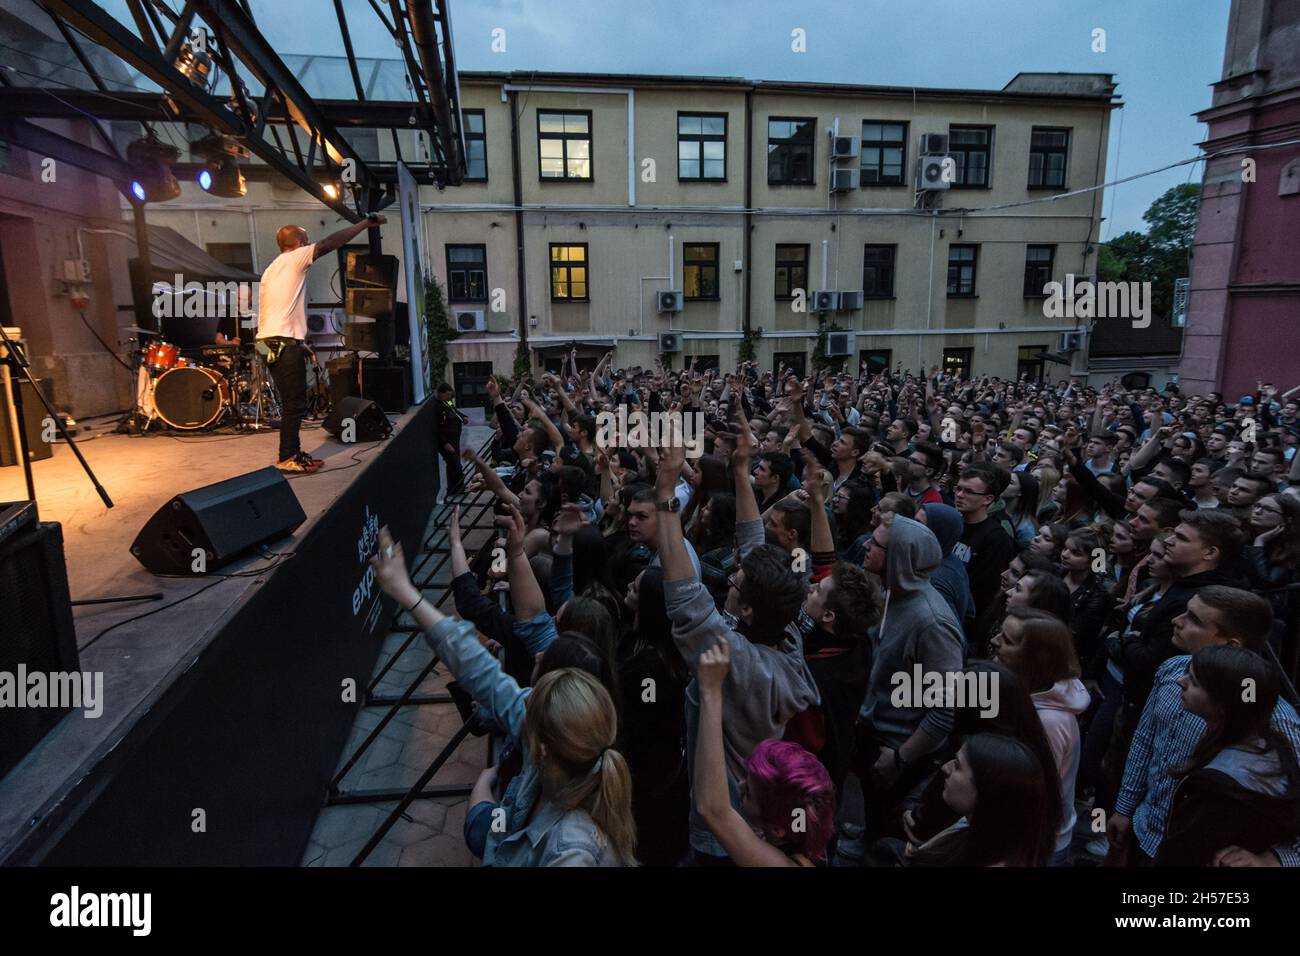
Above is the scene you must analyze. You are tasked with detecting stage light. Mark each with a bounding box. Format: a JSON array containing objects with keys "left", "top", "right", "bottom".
[
  {"left": 124, "top": 136, "right": 181, "bottom": 203},
  {"left": 197, "top": 155, "right": 246, "bottom": 198},
  {"left": 322, "top": 182, "right": 341, "bottom": 201}
]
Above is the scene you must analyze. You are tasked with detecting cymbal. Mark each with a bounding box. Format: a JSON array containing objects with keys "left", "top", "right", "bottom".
[{"left": 123, "top": 326, "right": 162, "bottom": 336}]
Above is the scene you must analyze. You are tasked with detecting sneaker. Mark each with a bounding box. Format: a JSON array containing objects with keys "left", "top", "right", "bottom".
[{"left": 276, "top": 452, "right": 322, "bottom": 473}]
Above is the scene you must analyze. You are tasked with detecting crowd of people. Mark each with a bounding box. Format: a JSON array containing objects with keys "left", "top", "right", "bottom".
[{"left": 371, "top": 351, "right": 1300, "bottom": 867}]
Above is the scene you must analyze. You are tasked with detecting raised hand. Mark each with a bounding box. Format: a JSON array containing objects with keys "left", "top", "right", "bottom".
[
  {"left": 496, "top": 503, "right": 528, "bottom": 557},
  {"left": 554, "top": 502, "right": 585, "bottom": 537},
  {"left": 697, "top": 640, "right": 731, "bottom": 695}
]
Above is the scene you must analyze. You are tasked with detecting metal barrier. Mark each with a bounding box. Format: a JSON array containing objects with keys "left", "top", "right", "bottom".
[{"left": 322, "top": 432, "right": 504, "bottom": 866}]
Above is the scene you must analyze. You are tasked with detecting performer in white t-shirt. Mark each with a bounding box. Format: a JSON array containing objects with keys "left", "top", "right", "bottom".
[{"left": 258, "top": 214, "right": 385, "bottom": 472}]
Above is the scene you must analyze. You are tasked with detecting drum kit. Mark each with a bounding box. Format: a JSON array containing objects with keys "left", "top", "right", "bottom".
[{"left": 123, "top": 326, "right": 324, "bottom": 433}]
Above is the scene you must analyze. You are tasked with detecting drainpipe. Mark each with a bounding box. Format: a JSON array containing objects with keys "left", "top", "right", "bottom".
[
  {"left": 742, "top": 89, "right": 753, "bottom": 348},
  {"left": 509, "top": 89, "right": 529, "bottom": 362}
]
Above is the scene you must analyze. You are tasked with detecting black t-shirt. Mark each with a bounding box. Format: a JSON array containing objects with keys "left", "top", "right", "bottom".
[{"left": 953, "top": 515, "right": 1015, "bottom": 624}]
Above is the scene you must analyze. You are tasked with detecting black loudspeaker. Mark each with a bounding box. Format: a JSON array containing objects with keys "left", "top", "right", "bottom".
[
  {"left": 130, "top": 467, "right": 307, "bottom": 575},
  {"left": 343, "top": 314, "right": 395, "bottom": 356},
  {"left": 0, "top": 521, "right": 80, "bottom": 779},
  {"left": 323, "top": 396, "right": 392, "bottom": 442},
  {"left": 0, "top": 378, "right": 55, "bottom": 466},
  {"left": 326, "top": 360, "right": 412, "bottom": 414}
]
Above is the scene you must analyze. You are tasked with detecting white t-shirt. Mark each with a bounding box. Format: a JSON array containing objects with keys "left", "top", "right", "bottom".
[{"left": 257, "top": 243, "right": 316, "bottom": 340}]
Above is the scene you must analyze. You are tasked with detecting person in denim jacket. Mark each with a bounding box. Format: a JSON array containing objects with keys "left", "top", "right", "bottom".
[{"left": 370, "top": 522, "right": 636, "bottom": 867}]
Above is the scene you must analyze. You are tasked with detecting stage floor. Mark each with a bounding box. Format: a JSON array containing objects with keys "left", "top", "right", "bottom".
[{"left": 0, "top": 408, "right": 490, "bottom": 861}]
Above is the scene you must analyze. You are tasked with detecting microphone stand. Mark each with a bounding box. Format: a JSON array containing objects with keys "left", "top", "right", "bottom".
[{"left": 0, "top": 324, "right": 161, "bottom": 608}]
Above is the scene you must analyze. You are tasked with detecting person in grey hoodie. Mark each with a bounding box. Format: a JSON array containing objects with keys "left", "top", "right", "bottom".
[
  {"left": 857, "top": 513, "right": 965, "bottom": 837},
  {"left": 655, "top": 414, "right": 821, "bottom": 863},
  {"left": 919, "top": 502, "right": 975, "bottom": 644}
]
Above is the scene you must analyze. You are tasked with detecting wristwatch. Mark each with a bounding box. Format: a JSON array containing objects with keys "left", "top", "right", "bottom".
[{"left": 656, "top": 497, "right": 681, "bottom": 513}]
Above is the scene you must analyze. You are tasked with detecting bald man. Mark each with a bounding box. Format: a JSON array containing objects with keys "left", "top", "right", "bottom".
[{"left": 258, "top": 215, "right": 385, "bottom": 472}]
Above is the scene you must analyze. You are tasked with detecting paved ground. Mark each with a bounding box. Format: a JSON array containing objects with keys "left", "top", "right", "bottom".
[{"left": 303, "top": 421, "right": 496, "bottom": 867}]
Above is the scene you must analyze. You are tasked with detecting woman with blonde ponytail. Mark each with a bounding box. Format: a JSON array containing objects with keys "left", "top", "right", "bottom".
[{"left": 371, "top": 526, "right": 635, "bottom": 866}]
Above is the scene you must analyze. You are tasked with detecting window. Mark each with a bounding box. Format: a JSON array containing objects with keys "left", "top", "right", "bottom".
[
  {"left": 688, "top": 354, "right": 720, "bottom": 372},
  {"left": 860, "top": 349, "right": 892, "bottom": 375},
  {"left": 538, "top": 110, "right": 592, "bottom": 181},
  {"left": 453, "top": 361, "right": 494, "bottom": 409},
  {"left": 949, "top": 126, "right": 993, "bottom": 188},
  {"left": 943, "top": 348, "right": 973, "bottom": 379},
  {"left": 862, "top": 244, "right": 896, "bottom": 298},
  {"left": 947, "top": 244, "right": 978, "bottom": 297},
  {"left": 678, "top": 113, "right": 726, "bottom": 180},
  {"left": 1017, "top": 346, "right": 1046, "bottom": 383},
  {"left": 206, "top": 242, "right": 254, "bottom": 275},
  {"left": 774, "top": 351, "right": 807, "bottom": 378},
  {"left": 463, "top": 109, "right": 487, "bottom": 181},
  {"left": 549, "top": 243, "right": 589, "bottom": 301},
  {"left": 1023, "top": 245, "right": 1056, "bottom": 297},
  {"left": 774, "top": 244, "right": 810, "bottom": 299},
  {"left": 1028, "top": 128, "right": 1069, "bottom": 188},
  {"left": 767, "top": 117, "right": 816, "bottom": 185},
  {"left": 860, "top": 122, "right": 907, "bottom": 186},
  {"left": 446, "top": 244, "right": 488, "bottom": 302},
  {"left": 683, "top": 243, "right": 720, "bottom": 300}
]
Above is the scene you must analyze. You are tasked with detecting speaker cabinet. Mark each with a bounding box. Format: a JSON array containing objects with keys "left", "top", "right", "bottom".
[
  {"left": 323, "top": 397, "right": 392, "bottom": 443},
  {"left": 0, "top": 378, "right": 54, "bottom": 466},
  {"left": 130, "top": 467, "right": 307, "bottom": 575},
  {"left": 0, "top": 521, "right": 80, "bottom": 779}
]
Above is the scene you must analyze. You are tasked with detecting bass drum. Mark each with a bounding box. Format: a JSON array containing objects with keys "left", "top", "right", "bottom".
[{"left": 153, "top": 365, "right": 231, "bottom": 430}]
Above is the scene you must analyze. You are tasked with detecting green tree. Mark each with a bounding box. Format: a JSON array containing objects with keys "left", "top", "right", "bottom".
[
  {"left": 1098, "top": 184, "right": 1198, "bottom": 321},
  {"left": 422, "top": 271, "right": 458, "bottom": 386}
]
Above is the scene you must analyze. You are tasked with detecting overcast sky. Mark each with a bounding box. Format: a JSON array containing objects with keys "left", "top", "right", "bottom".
[{"left": 106, "top": 0, "right": 1232, "bottom": 237}]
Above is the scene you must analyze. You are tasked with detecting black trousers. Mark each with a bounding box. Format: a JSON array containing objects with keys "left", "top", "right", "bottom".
[
  {"left": 439, "top": 442, "right": 464, "bottom": 492},
  {"left": 266, "top": 338, "right": 307, "bottom": 462}
]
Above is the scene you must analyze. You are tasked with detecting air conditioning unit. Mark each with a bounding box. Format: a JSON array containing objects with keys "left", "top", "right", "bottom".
[
  {"left": 658, "top": 331, "right": 683, "bottom": 353},
  {"left": 1058, "top": 331, "right": 1086, "bottom": 353},
  {"left": 825, "top": 330, "right": 856, "bottom": 357},
  {"left": 811, "top": 290, "right": 840, "bottom": 313},
  {"left": 919, "top": 154, "right": 952, "bottom": 191},
  {"left": 830, "top": 134, "right": 858, "bottom": 160},
  {"left": 837, "top": 290, "right": 863, "bottom": 310},
  {"left": 455, "top": 309, "right": 487, "bottom": 332},
  {"left": 306, "top": 307, "right": 345, "bottom": 339},
  {"left": 656, "top": 290, "right": 684, "bottom": 313},
  {"left": 829, "top": 168, "right": 859, "bottom": 192},
  {"left": 921, "top": 133, "right": 949, "bottom": 155}
]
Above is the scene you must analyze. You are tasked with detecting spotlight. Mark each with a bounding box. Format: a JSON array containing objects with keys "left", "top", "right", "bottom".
[
  {"left": 322, "top": 182, "right": 341, "bottom": 201},
  {"left": 124, "top": 136, "right": 180, "bottom": 203},
  {"left": 197, "top": 154, "right": 246, "bottom": 198}
]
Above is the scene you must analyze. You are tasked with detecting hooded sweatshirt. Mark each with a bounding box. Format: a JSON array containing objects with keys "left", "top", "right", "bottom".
[
  {"left": 666, "top": 516, "right": 822, "bottom": 856},
  {"left": 921, "top": 503, "right": 975, "bottom": 642},
  {"left": 859, "top": 517, "right": 965, "bottom": 749},
  {"left": 1033, "top": 678, "right": 1091, "bottom": 853}
]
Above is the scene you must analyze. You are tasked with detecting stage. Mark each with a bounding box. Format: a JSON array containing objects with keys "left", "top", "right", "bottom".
[{"left": 0, "top": 402, "right": 458, "bottom": 864}]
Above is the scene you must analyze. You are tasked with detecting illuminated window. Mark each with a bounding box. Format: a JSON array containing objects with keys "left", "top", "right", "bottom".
[{"left": 550, "top": 243, "right": 589, "bottom": 301}]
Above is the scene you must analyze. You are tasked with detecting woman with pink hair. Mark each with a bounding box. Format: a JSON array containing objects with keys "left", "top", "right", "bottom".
[{"left": 695, "top": 640, "right": 835, "bottom": 866}]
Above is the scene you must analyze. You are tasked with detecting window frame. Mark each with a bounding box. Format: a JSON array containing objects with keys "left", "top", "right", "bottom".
[
  {"left": 946, "top": 244, "right": 979, "bottom": 298},
  {"left": 1017, "top": 345, "right": 1047, "bottom": 383},
  {"left": 1028, "top": 127, "right": 1070, "bottom": 190},
  {"left": 860, "top": 349, "right": 893, "bottom": 375},
  {"left": 774, "top": 243, "right": 811, "bottom": 300},
  {"left": 683, "top": 242, "right": 721, "bottom": 301},
  {"left": 859, "top": 120, "right": 908, "bottom": 187},
  {"left": 942, "top": 347, "right": 974, "bottom": 379},
  {"left": 948, "top": 124, "right": 994, "bottom": 189},
  {"left": 774, "top": 351, "right": 807, "bottom": 378},
  {"left": 537, "top": 109, "right": 593, "bottom": 182},
  {"left": 767, "top": 116, "right": 817, "bottom": 186},
  {"left": 1023, "top": 244, "right": 1056, "bottom": 298},
  {"left": 677, "top": 112, "right": 728, "bottom": 182},
  {"left": 862, "top": 244, "right": 897, "bottom": 299},
  {"left": 462, "top": 109, "right": 488, "bottom": 182},
  {"left": 548, "top": 242, "right": 590, "bottom": 302},
  {"left": 446, "top": 243, "right": 489, "bottom": 303}
]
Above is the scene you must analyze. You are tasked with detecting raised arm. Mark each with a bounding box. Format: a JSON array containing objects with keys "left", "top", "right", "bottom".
[
  {"left": 462, "top": 448, "right": 521, "bottom": 509},
  {"left": 695, "top": 642, "right": 793, "bottom": 866},
  {"left": 521, "top": 391, "right": 564, "bottom": 454},
  {"left": 449, "top": 505, "right": 470, "bottom": 578},
  {"left": 654, "top": 432, "right": 696, "bottom": 584},
  {"left": 500, "top": 503, "right": 546, "bottom": 623},
  {"left": 312, "top": 214, "right": 386, "bottom": 261}
]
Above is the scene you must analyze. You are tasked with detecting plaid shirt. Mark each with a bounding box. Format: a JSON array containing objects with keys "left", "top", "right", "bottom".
[{"left": 1115, "top": 654, "right": 1300, "bottom": 864}]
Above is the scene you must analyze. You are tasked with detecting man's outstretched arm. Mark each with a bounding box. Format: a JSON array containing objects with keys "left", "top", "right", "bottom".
[{"left": 312, "top": 215, "right": 387, "bottom": 261}]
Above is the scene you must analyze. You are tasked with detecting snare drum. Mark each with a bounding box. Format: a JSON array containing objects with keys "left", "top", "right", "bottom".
[{"left": 144, "top": 340, "right": 180, "bottom": 372}]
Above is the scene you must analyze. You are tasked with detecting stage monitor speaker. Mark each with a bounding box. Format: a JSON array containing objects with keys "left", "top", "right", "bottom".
[
  {"left": 323, "top": 396, "right": 392, "bottom": 442},
  {"left": 130, "top": 467, "right": 307, "bottom": 575},
  {"left": 0, "top": 521, "right": 80, "bottom": 779},
  {"left": 0, "top": 378, "right": 55, "bottom": 467}
]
